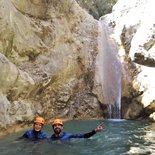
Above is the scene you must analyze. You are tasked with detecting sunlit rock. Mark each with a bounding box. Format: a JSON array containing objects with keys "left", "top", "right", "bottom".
[
  {"left": 102, "top": 0, "right": 155, "bottom": 119},
  {"left": 149, "top": 112, "right": 155, "bottom": 122}
]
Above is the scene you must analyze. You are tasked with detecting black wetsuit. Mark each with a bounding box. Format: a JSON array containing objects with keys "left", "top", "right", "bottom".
[{"left": 50, "top": 130, "right": 96, "bottom": 141}]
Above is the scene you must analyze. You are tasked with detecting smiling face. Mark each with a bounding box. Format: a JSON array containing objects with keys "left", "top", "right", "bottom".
[
  {"left": 53, "top": 123, "right": 63, "bottom": 135},
  {"left": 33, "top": 122, "right": 43, "bottom": 132}
]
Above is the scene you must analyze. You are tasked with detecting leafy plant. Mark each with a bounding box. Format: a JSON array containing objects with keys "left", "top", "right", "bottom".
[{"left": 76, "top": 0, "right": 117, "bottom": 19}]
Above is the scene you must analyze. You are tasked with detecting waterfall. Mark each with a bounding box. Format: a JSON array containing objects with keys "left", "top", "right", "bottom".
[{"left": 97, "top": 19, "right": 122, "bottom": 118}]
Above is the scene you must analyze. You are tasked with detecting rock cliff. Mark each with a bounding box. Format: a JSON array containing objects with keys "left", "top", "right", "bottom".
[
  {"left": 0, "top": 0, "right": 102, "bottom": 136},
  {"left": 101, "top": 0, "right": 155, "bottom": 120},
  {"left": 0, "top": 0, "right": 155, "bottom": 137}
]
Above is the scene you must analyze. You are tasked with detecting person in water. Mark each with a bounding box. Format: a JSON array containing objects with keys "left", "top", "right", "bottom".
[
  {"left": 50, "top": 119, "right": 104, "bottom": 141},
  {"left": 19, "top": 116, "right": 47, "bottom": 141}
]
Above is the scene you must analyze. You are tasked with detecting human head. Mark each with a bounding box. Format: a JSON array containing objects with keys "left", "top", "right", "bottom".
[
  {"left": 51, "top": 119, "right": 63, "bottom": 135},
  {"left": 33, "top": 116, "right": 45, "bottom": 132}
]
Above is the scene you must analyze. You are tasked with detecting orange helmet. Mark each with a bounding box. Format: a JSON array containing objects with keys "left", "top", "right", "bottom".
[
  {"left": 51, "top": 119, "right": 63, "bottom": 126},
  {"left": 34, "top": 116, "right": 45, "bottom": 125}
]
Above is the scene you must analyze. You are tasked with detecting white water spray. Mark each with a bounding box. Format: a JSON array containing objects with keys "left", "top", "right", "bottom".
[{"left": 97, "top": 19, "right": 122, "bottom": 118}]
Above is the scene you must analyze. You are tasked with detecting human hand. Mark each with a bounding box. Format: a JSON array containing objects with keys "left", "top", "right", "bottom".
[{"left": 95, "top": 122, "right": 104, "bottom": 132}]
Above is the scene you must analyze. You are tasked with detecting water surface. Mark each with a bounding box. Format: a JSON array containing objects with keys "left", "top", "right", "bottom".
[{"left": 0, "top": 119, "right": 154, "bottom": 155}]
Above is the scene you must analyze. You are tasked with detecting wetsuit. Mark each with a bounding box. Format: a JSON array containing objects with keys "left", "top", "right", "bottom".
[
  {"left": 50, "top": 130, "right": 96, "bottom": 141},
  {"left": 19, "top": 130, "right": 47, "bottom": 141}
]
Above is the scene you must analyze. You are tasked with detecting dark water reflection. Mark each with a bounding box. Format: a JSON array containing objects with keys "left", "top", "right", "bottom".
[{"left": 0, "top": 119, "right": 155, "bottom": 155}]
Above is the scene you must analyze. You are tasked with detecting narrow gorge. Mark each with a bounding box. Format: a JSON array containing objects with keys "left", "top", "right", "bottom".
[{"left": 0, "top": 0, "right": 155, "bottom": 137}]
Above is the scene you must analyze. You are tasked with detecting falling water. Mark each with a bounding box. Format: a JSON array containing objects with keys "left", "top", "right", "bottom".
[{"left": 97, "top": 19, "right": 122, "bottom": 118}]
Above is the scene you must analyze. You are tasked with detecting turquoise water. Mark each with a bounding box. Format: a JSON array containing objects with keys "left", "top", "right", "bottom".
[{"left": 0, "top": 119, "right": 155, "bottom": 155}]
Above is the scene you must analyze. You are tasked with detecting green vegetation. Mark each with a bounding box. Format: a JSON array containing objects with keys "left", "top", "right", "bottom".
[{"left": 76, "top": 0, "right": 117, "bottom": 19}]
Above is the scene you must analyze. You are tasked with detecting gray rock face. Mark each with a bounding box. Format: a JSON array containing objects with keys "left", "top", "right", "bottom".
[
  {"left": 1, "top": 0, "right": 155, "bottom": 137},
  {"left": 0, "top": 0, "right": 103, "bottom": 136},
  {"left": 102, "top": 0, "right": 155, "bottom": 120}
]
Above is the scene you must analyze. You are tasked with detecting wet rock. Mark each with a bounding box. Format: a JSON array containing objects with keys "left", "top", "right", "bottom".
[{"left": 102, "top": 0, "right": 155, "bottom": 119}]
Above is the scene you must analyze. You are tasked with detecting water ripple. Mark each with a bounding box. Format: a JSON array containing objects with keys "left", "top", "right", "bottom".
[{"left": 0, "top": 120, "right": 154, "bottom": 155}]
